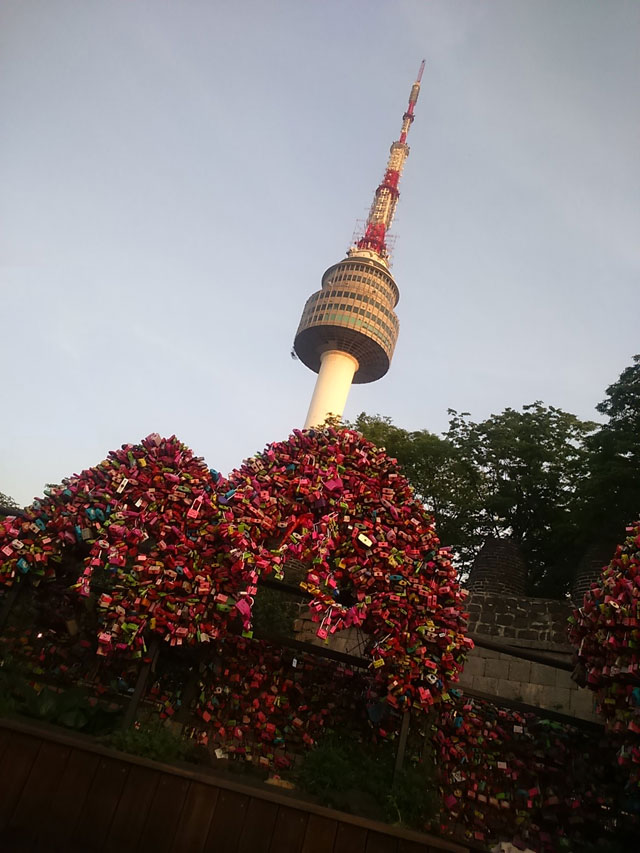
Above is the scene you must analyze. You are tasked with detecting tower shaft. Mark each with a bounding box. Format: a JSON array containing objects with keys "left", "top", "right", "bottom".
[{"left": 304, "top": 350, "right": 359, "bottom": 428}]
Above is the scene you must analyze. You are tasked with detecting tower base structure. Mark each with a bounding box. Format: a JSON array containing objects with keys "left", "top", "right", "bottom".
[{"left": 303, "top": 350, "right": 359, "bottom": 429}]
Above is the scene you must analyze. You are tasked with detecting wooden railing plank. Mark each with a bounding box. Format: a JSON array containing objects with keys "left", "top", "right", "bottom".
[
  {"left": 0, "top": 727, "right": 12, "bottom": 763},
  {"left": 169, "top": 782, "right": 218, "bottom": 853},
  {"left": 237, "top": 797, "right": 279, "bottom": 853},
  {"left": 44, "top": 748, "right": 100, "bottom": 849},
  {"left": 366, "top": 830, "right": 399, "bottom": 853},
  {"left": 9, "top": 741, "right": 70, "bottom": 843},
  {"left": 398, "top": 840, "right": 432, "bottom": 852},
  {"left": 139, "top": 773, "right": 190, "bottom": 853},
  {"left": 71, "top": 756, "right": 130, "bottom": 850},
  {"left": 302, "top": 814, "right": 338, "bottom": 853},
  {"left": 104, "top": 765, "right": 159, "bottom": 853},
  {"left": 204, "top": 789, "right": 250, "bottom": 853},
  {"left": 333, "top": 822, "right": 368, "bottom": 853},
  {"left": 269, "top": 806, "right": 309, "bottom": 853},
  {"left": 0, "top": 732, "right": 42, "bottom": 831}
]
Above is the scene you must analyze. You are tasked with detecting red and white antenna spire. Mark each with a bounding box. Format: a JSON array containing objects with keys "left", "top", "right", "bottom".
[{"left": 354, "top": 60, "right": 425, "bottom": 263}]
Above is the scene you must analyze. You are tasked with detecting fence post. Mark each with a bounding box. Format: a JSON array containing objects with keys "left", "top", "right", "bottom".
[
  {"left": 121, "top": 637, "right": 160, "bottom": 729},
  {"left": 392, "top": 709, "right": 411, "bottom": 789},
  {"left": 0, "top": 579, "right": 22, "bottom": 633}
]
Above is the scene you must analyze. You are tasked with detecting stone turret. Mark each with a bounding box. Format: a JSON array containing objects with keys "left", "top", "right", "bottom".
[
  {"left": 467, "top": 537, "right": 528, "bottom": 596},
  {"left": 571, "top": 541, "right": 616, "bottom": 605}
]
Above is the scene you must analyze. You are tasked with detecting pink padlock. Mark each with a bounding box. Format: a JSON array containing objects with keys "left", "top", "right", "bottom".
[{"left": 187, "top": 495, "right": 203, "bottom": 519}]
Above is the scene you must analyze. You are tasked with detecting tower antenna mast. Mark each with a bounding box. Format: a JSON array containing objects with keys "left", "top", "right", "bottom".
[{"left": 355, "top": 59, "right": 425, "bottom": 261}]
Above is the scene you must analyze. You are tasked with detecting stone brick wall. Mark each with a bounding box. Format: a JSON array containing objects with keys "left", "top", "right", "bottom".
[
  {"left": 466, "top": 590, "right": 572, "bottom": 649},
  {"left": 455, "top": 646, "right": 597, "bottom": 722},
  {"left": 461, "top": 589, "right": 598, "bottom": 722},
  {"left": 294, "top": 612, "right": 364, "bottom": 657}
]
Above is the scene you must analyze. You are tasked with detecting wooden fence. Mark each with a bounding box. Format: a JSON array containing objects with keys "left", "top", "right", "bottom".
[{"left": 0, "top": 717, "right": 474, "bottom": 853}]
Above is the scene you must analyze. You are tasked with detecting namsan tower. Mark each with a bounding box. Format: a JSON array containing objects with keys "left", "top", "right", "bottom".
[{"left": 294, "top": 61, "right": 425, "bottom": 429}]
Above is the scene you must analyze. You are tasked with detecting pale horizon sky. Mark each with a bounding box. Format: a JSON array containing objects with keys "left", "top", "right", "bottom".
[{"left": 1, "top": 0, "right": 639, "bottom": 506}]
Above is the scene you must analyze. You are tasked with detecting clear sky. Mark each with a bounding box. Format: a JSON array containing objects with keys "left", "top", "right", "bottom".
[{"left": 1, "top": 0, "right": 639, "bottom": 506}]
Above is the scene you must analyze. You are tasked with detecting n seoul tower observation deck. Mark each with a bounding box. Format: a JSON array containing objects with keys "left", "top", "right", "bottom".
[{"left": 293, "top": 61, "right": 425, "bottom": 429}]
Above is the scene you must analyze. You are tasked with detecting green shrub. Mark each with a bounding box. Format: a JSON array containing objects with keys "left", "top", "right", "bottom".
[
  {"left": 251, "top": 586, "right": 298, "bottom": 638},
  {"left": 109, "top": 721, "right": 194, "bottom": 764},
  {"left": 296, "top": 733, "right": 437, "bottom": 828},
  {"left": 0, "top": 682, "right": 17, "bottom": 717},
  {"left": 0, "top": 666, "right": 121, "bottom": 734}
]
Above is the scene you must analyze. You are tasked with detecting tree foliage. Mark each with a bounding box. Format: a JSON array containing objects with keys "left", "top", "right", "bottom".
[
  {"left": 350, "top": 414, "right": 482, "bottom": 567},
  {"left": 0, "top": 491, "right": 19, "bottom": 510},
  {"left": 355, "top": 354, "right": 640, "bottom": 598},
  {"left": 446, "top": 404, "right": 595, "bottom": 596},
  {"left": 354, "top": 405, "right": 596, "bottom": 596},
  {"left": 579, "top": 354, "right": 640, "bottom": 547}
]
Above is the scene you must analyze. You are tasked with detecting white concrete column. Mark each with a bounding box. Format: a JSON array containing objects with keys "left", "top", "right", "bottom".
[{"left": 304, "top": 350, "right": 359, "bottom": 429}]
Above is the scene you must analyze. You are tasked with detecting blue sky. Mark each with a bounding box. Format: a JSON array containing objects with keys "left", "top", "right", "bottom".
[{"left": 1, "top": 0, "right": 639, "bottom": 505}]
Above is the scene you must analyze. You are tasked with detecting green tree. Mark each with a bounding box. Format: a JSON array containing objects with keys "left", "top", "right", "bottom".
[
  {"left": 579, "top": 354, "right": 640, "bottom": 546},
  {"left": 446, "top": 404, "right": 595, "bottom": 596},
  {"left": 351, "top": 414, "right": 483, "bottom": 567},
  {"left": 0, "top": 491, "right": 19, "bottom": 510},
  {"left": 354, "top": 404, "right": 595, "bottom": 597}
]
